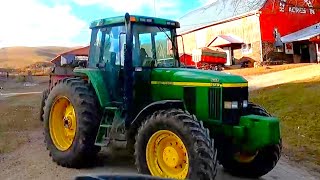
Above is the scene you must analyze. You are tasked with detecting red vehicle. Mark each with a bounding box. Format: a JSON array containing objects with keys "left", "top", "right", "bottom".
[{"left": 180, "top": 47, "right": 227, "bottom": 70}]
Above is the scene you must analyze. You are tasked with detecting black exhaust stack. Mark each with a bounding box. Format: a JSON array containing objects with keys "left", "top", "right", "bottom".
[{"left": 124, "top": 13, "right": 134, "bottom": 127}]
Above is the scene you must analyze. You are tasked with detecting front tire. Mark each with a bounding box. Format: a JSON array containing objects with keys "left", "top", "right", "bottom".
[
  {"left": 220, "top": 102, "right": 282, "bottom": 178},
  {"left": 43, "top": 78, "right": 101, "bottom": 168},
  {"left": 135, "top": 109, "right": 217, "bottom": 180}
]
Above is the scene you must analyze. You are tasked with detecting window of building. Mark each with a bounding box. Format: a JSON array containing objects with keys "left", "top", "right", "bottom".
[
  {"left": 275, "top": 46, "right": 284, "bottom": 53},
  {"left": 241, "top": 43, "right": 252, "bottom": 54}
]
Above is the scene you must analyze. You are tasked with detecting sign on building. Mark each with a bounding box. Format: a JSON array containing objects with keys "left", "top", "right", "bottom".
[
  {"left": 279, "top": 0, "right": 316, "bottom": 14},
  {"left": 285, "top": 43, "right": 294, "bottom": 54}
]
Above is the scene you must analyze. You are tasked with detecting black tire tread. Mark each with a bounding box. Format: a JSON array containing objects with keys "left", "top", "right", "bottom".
[
  {"left": 39, "top": 88, "right": 49, "bottom": 122},
  {"left": 134, "top": 109, "right": 217, "bottom": 180},
  {"left": 43, "top": 78, "right": 101, "bottom": 168}
]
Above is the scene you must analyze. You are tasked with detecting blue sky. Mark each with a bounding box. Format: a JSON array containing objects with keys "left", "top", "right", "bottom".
[{"left": 0, "top": 0, "right": 214, "bottom": 47}]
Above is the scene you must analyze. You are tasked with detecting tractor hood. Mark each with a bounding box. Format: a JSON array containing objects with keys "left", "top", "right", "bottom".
[{"left": 151, "top": 68, "right": 247, "bottom": 85}]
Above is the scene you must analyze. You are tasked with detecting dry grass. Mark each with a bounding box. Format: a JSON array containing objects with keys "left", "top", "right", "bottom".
[
  {"left": 0, "top": 94, "right": 42, "bottom": 153},
  {"left": 225, "top": 63, "right": 312, "bottom": 76},
  {"left": 0, "top": 46, "right": 72, "bottom": 69},
  {"left": 250, "top": 76, "right": 320, "bottom": 169}
]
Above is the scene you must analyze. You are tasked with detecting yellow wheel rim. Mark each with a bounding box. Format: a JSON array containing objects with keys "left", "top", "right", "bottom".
[
  {"left": 234, "top": 151, "right": 258, "bottom": 163},
  {"left": 146, "top": 130, "right": 189, "bottom": 179},
  {"left": 49, "top": 96, "right": 76, "bottom": 151}
]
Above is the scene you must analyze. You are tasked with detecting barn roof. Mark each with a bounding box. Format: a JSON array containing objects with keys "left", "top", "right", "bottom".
[
  {"left": 208, "top": 35, "right": 243, "bottom": 47},
  {"left": 51, "top": 46, "right": 89, "bottom": 63},
  {"left": 178, "top": 0, "right": 268, "bottom": 34},
  {"left": 281, "top": 23, "right": 320, "bottom": 43}
]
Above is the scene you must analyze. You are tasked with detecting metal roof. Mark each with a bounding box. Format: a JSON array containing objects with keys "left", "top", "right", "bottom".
[
  {"left": 281, "top": 23, "right": 320, "bottom": 43},
  {"left": 51, "top": 46, "right": 89, "bottom": 63},
  {"left": 208, "top": 35, "right": 243, "bottom": 47},
  {"left": 178, "top": 0, "right": 267, "bottom": 34}
]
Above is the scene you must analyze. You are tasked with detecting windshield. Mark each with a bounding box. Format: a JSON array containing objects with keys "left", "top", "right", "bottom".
[{"left": 132, "top": 24, "right": 179, "bottom": 68}]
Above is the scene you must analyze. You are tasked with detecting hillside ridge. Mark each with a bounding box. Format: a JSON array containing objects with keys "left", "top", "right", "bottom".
[{"left": 0, "top": 46, "right": 76, "bottom": 69}]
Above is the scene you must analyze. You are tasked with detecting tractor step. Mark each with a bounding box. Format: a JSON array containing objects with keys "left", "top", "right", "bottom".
[
  {"left": 100, "top": 124, "right": 112, "bottom": 128},
  {"left": 95, "top": 106, "right": 122, "bottom": 146},
  {"left": 94, "top": 142, "right": 108, "bottom": 146},
  {"left": 105, "top": 106, "right": 119, "bottom": 111}
]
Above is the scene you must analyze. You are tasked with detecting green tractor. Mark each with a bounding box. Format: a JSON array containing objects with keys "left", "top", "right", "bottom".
[{"left": 41, "top": 13, "right": 281, "bottom": 180}]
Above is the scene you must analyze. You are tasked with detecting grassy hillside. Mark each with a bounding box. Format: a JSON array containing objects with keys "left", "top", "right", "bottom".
[
  {"left": 250, "top": 76, "right": 320, "bottom": 170},
  {"left": 0, "top": 46, "right": 73, "bottom": 69}
]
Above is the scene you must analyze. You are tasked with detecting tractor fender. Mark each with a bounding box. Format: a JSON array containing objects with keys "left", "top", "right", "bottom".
[{"left": 130, "top": 100, "right": 185, "bottom": 129}]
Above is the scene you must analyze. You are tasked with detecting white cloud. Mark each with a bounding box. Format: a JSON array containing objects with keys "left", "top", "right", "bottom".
[
  {"left": 0, "top": 0, "right": 87, "bottom": 47},
  {"left": 72, "top": 0, "right": 180, "bottom": 18}
]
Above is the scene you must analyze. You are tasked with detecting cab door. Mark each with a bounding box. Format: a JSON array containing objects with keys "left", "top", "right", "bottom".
[
  {"left": 99, "top": 26, "right": 126, "bottom": 103},
  {"left": 131, "top": 31, "right": 154, "bottom": 113}
]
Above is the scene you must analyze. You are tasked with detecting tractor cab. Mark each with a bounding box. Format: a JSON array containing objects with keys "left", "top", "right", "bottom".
[
  {"left": 79, "top": 13, "right": 181, "bottom": 122},
  {"left": 87, "top": 13, "right": 180, "bottom": 69}
]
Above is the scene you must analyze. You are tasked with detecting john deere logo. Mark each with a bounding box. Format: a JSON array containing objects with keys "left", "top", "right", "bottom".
[{"left": 211, "top": 78, "right": 219, "bottom": 83}]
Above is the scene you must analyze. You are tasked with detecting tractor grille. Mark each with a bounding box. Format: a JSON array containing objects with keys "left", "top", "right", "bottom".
[
  {"left": 208, "top": 88, "right": 221, "bottom": 120},
  {"left": 222, "top": 87, "right": 249, "bottom": 125}
]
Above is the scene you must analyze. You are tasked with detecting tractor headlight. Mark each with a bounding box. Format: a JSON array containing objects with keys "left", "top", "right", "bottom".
[
  {"left": 243, "top": 100, "right": 248, "bottom": 108},
  {"left": 224, "top": 101, "right": 238, "bottom": 109},
  {"left": 231, "top": 101, "right": 238, "bottom": 109}
]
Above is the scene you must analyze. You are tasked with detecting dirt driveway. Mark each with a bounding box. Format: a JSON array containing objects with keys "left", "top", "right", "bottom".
[
  {"left": 0, "top": 130, "right": 317, "bottom": 180},
  {"left": 246, "top": 64, "right": 320, "bottom": 91}
]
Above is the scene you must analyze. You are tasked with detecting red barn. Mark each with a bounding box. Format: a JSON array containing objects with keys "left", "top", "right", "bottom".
[{"left": 177, "top": 0, "right": 320, "bottom": 66}]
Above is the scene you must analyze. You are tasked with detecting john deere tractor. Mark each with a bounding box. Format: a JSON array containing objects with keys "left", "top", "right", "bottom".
[{"left": 41, "top": 13, "right": 281, "bottom": 180}]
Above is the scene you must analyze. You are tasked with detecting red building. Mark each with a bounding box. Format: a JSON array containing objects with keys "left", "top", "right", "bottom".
[
  {"left": 51, "top": 46, "right": 89, "bottom": 67},
  {"left": 178, "top": 0, "right": 320, "bottom": 66}
]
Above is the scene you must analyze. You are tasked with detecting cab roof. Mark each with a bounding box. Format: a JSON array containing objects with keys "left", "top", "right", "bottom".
[{"left": 90, "top": 14, "right": 180, "bottom": 29}]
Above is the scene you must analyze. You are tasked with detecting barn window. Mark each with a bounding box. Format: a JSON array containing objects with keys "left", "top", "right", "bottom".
[
  {"left": 241, "top": 43, "right": 252, "bottom": 54},
  {"left": 275, "top": 46, "right": 284, "bottom": 53}
]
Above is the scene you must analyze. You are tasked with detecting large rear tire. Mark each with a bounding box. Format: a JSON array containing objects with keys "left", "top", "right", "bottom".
[
  {"left": 43, "top": 78, "right": 101, "bottom": 168},
  {"left": 220, "top": 102, "right": 282, "bottom": 178},
  {"left": 135, "top": 109, "right": 217, "bottom": 180}
]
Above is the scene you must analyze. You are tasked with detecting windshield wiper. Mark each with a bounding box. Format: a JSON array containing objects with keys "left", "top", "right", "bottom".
[{"left": 157, "top": 26, "right": 178, "bottom": 54}]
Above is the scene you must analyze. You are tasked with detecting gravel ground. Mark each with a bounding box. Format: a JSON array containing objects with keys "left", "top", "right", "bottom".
[{"left": 0, "top": 130, "right": 318, "bottom": 180}]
